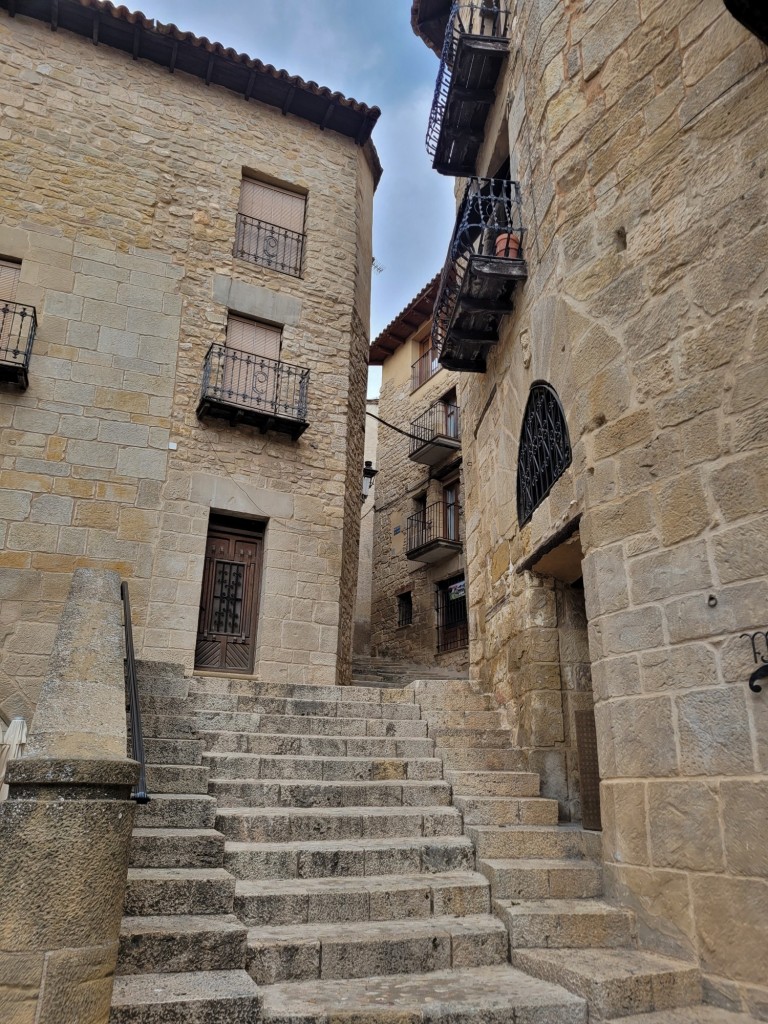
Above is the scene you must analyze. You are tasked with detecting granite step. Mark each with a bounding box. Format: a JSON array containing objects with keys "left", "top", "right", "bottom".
[
  {"left": 143, "top": 693, "right": 422, "bottom": 721},
  {"left": 130, "top": 828, "right": 225, "bottom": 870},
  {"left": 117, "top": 914, "right": 247, "bottom": 975},
  {"left": 436, "top": 747, "right": 526, "bottom": 771},
  {"left": 511, "top": 948, "right": 701, "bottom": 1020},
  {"left": 246, "top": 913, "right": 508, "bottom": 984},
  {"left": 145, "top": 764, "right": 210, "bottom": 795},
  {"left": 259, "top": 964, "right": 587, "bottom": 1023},
  {"left": 202, "top": 751, "right": 442, "bottom": 782},
  {"left": 466, "top": 824, "right": 592, "bottom": 860},
  {"left": 136, "top": 794, "right": 217, "bottom": 830},
  {"left": 144, "top": 737, "right": 206, "bottom": 765},
  {"left": 429, "top": 727, "right": 515, "bottom": 747},
  {"left": 415, "top": 692, "right": 494, "bottom": 712},
  {"left": 215, "top": 804, "right": 462, "bottom": 843},
  {"left": 479, "top": 858, "right": 604, "bottom": 900},
  {"left": 144, "top": 709, "right": 429, "bottom": 739},
  {"left": 109, "top": 969, "right": 260, "bottom": 1023},
  {"left": 445, "top": 769, "right": 541, "bottom": 796},
  {"left": 188, "top": 678, "right": 414, "bottom": 705},
  {"left": 234, "top": 870, "right": 490, "bottom": 926},
  {"left": 209, "top": 778, "right": 452, "bottom": 808},
  {"left": 199, "top": 729, "right": 435, "bottom": 758},
  {"left": 124, "top": 868, "right": 236, "bottom": 917},
  {"left": 495, "top": 898, "right": 635, "bottom": 949},
  {"left": 423, "top": 711, "right": 503, "bottom": 730},
  {"left": 224, "top": 835, "right": 475, "bottom": 880},
  {"left": 454, "top": 794, "right": 559, "bottom": 826}
]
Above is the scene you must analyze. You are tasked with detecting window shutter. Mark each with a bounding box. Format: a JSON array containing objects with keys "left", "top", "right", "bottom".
[
  {"left": 226, "top": 316, "right": 281, "bottom": 362},
  {"left": 239, "top": 180, "right": 305, "bottom": 233},
  {"left": 0, "top": 261, "right": 20, "bottom": 302}
]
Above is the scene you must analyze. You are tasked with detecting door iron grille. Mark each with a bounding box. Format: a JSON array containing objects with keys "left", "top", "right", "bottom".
[
  {"left": 436, "top": 576, "right": 469, "bottom": 653},
  {"left": 516, "top": 382, "right": 572, "bottom": 527},
  {"left": 211, "top": 561, "right": 245, "bottom": 635}
]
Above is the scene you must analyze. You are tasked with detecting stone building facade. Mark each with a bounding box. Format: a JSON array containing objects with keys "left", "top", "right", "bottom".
[
  {"left": 369, "top": 278, "right": 469, "bottom": 671},
  {"left": 0, "top": 0, "right": 379, "bottom": 725},
  {"left": 412, "top": 0, "right": 768, "bottom": 1012},
  {"left": 352, "top": 397, "right": 379, "bottom": 654}
]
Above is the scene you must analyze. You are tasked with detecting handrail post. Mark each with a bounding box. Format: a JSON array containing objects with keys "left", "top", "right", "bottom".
[{"left": 121, "top": 581, "right": 149, "bottom": 804}]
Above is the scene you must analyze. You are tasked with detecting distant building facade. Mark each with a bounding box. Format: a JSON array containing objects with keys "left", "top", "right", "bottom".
[
  {"left": 0, "top": 0, "right": 379, "bottom": 724},
  {"left": 411, "top": 0, "right": 768, "bottom": 1010},
  {"left": 369, "top": 278, "right": 469, "bottom": 671}
]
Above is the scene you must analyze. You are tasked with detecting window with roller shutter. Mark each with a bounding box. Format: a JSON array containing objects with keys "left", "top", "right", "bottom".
[{"left": 234, "top": 178, "right": 306, "bottom": 278}]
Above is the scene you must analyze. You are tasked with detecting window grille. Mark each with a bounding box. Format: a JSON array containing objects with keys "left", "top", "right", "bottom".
[
  {"left": 436, "top": 575, "right": 468, "bottom": 653},
  {"left": 397, "top": 592, "right": 413, "bottom": 628},
  {"left": 235, "top": 179, "right": 306, "bottom": 277},
  {"left": 516, "top": 382, "right": 572, "bottom": 527}
]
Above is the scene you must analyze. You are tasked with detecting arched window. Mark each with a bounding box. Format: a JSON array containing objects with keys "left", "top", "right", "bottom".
[{"left": 516, "top": 382, "right": 572, "bottom": 527}]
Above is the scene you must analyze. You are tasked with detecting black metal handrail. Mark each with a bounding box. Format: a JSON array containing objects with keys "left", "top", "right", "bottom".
[
  {"left": 410, "top": 402, "right": 461, "bottom": 456},
  {"left": 234, "top": 212, "right": 305, "bottom": 278},
  {"left": 432, "top": 176, "right": 525, "bottom": 353},
  {"left": 411, "top": 347, "right": 441, "bottom": 391},
  {"left": 121, "top": 581, "right": 148, "bottom": 804},
  {"left": 0, "top": 300, "right": 37, "bottom": 370},
  {"left": 426, "top": 2, "right": 509, "bottom": 159},
  {"left": 406, "top": 499, "right": 462, "bottom": 553},
  {"left": 200, "top": 344, "right": 309, "bottom": 424}
]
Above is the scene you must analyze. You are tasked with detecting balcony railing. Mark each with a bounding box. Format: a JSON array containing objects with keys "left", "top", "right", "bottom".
[
  {"left": 409, "top": 402, "right": 461, "bottom": 466},
  {"left": 196, "top": 344, "right": 310, "bottom": 439},
  {"left": 0, "top": 301, "right": 36, "bottom": 390},
  {"left": 411, "top": 346, "right": 441, "bottom": 391},
  {"left": 426, "top": 2, "right": 509, "bottom": 176},
  {"left": 406, "top": 499, "right": 462, "bottom": 563},
  {"left": 433, "top": 176, "right": 527, "bottom": 373},
  {"left": 234, "top": 212, "right": 305, "bottom": 278}
]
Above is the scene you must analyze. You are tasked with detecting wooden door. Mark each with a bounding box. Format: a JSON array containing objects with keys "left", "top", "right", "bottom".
[{"left": 195, "top": 522, "right": 263, "bottom": 674}]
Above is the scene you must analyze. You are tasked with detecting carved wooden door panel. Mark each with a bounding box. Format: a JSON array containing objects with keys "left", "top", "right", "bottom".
[{"left": 195, "top": 525, "right": 263, "bottom": 674}]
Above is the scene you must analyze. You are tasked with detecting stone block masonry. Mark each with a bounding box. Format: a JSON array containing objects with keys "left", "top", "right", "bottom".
[{"left": 0, "top": 10, "right": 375, "bottom": 720}]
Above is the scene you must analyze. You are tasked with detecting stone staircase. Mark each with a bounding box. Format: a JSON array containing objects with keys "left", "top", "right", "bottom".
[{"left": 110, "top": 667, "right": 757, "bottom": 1023}]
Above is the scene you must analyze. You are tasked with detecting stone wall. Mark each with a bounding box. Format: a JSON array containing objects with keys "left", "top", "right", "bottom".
[
  {"left": 371, "top": 329, "right": 468, "bottom": 669},
  {"left": 0, "top": 13, "right": 375, "bottom": 720},
  {"left": 446, "top": 0, "right": 767, "bottom": 1011},
  {"left": 353, "top": 398, "right": 379, "bottom": 654}
]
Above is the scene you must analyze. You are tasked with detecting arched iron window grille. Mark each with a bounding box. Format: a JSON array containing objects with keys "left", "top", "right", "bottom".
[{"left": 516, "top": 382, "right": 572, "bottom": 527}]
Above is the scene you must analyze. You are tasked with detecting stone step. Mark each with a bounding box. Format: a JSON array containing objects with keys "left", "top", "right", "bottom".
[
  {"left": 130, "top": 828, "right": 225, "bottom": 870},
  {"left": 511, "top": 948, "right": 701, "bottom": 1020},
  {"left": 224, "top": 835, "right": 475, "bottom": 880},
  {"left": 144, "top": 709, "right": 429, "bottom": 739},
  {"left": 422, "top": 711, "right": 503, "bottom": 730},
  {"left": 445, "top": 769, "right": 541, "bottom": 796},
  {"left": 199, "top": 729, "right": 435, "bottom": 759},
  {"left": 215, "top": 805, "right": 462, "bottom": 843},
  {"left": 259, "top": 964, "right": 587, "bottom": 1023},
  {"left": 110, "top": 969, "right": 260, "bottom": 1023},
  {"left": 454, "top": 795, "right": 559, "bottom": 826},
  {"left": 144, "top": 737, "right": 205, "bottom": 765},
  {"left": 124, "top": 868, "right": 236, "bottom": 917},
  {"left": 428, "top": 728, "right": 515, "bottom": 747},
  {"left": 495, "top": 898, "right": 635, "bottom": 949},
  {"left": 607, "top": 1010, "right": 762, "bottom": 1024},
  {"left": 234, "top": 870, "right": 490, "bottom": 926},
  {"left": 411, "top": 679, "right": 484, "bottom": 695},
  {"left": 436, "top": 747, "right": 525, "bottom": 771},
  {"left": 466, "top": 825, "right": 592, "bottom": 860},
  {"left": 136, "top": 794, "right": 217, "bottom": 830},
  {"left": 188, "top": 678, "right": 414, "bottom": 705},
  {"left": 209, "top": 778, "right": 451, "bottom": 808},
  {"left": 479, "top": 859, "right": 604, "bottom": 900},
  {"left": 117, "top": 914, "right": 247, "bottom": 975},
  {"left": 202, "top": 751, "right": 442, "bottom": 782},
  {"left": 416, "top": 693, "right": 493, "bottom": 712},
  {"left": 143, "top": 693, "right": 422, "bottom": 721},
  {"left": 145, "top": 764, "right": 210, "bottom": 795},
  {"left": 246, "top": 913, "right": 508, "bottom": 985}
]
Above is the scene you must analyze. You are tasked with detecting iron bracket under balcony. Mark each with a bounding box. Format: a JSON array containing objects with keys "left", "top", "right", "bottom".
[
  {"left": 433, "top": 177, "right": 528, "bottom": 374},
  {"left": 427, "top": 3, "right": 509, "bottom": 176},
  {"left": 406, "top": 501, "right": 463, "bottom": 564},
  {"left": 0, "top": 301, "right": 36, "bottom": 390},
  {"left": 409, "top": 402, "right": 461, "bottom": 466},
  {"left": 196, "top": 343, "right": 310, "bottom": 439}
]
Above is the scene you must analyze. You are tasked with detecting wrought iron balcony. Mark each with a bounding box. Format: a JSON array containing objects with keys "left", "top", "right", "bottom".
[
  {"left": 411, "top": 346, "right": 441, "bottom": 391},
  {"left": 0, "top": 301, "right": 36, "bottom": 390},
  {"left": 426, "top": 2, "right": 509, "bottom": 176},
  {"left": 196, "top": 344, "right": 310, "bottom": 439},
  {"left": 406, "top": 499, "right": 463, "bottom": 563},
  {"left": 410, "top": 402, "right": 461, "bottom": 466},
  {"left": 433, "top": 176, "right": 527, "bottom": 374},
  {"left": 234, "top": 212, "right": 305, "bottom": 278}
]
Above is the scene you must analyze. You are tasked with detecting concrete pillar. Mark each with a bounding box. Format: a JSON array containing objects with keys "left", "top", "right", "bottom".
[{"left": 0, "top": 569, "right": 138, "bottom": 1024}]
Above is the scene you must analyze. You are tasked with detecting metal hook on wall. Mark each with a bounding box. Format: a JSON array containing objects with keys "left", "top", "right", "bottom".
[{"left": 741, "top": 630, "right": 768, "bottom": 694}]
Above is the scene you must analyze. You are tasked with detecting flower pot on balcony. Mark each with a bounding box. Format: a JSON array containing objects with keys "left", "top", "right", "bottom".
[{"left": 494, "top": 232, "right": 521, "bottom": 259}]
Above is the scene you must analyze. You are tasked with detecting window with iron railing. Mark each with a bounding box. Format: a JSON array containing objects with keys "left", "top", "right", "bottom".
[
  {"left": 406, "top": 498, "right": 462, "bottom": 555},
  {"left": 409, "top": 400, "right": 461, "bottom": 457},
  {"left": 235, "top": 178, "right": 306, "bottom": 278},
  {"left": 411, "top": 345, "right": 441, "bottom": 391},
  {"left": 0, "top": 259, "right": 35, "bottom": 389},
  {"left": 436, "top": 575, "right": 468, "bottom": 653},
  {"left": 397, "top": 592, "right": 413, "bottom": 628}
]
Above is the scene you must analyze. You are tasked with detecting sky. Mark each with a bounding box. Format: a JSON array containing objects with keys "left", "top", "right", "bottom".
[{"left": 140, "top": 1, "right": 457, "bottom": 395}]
